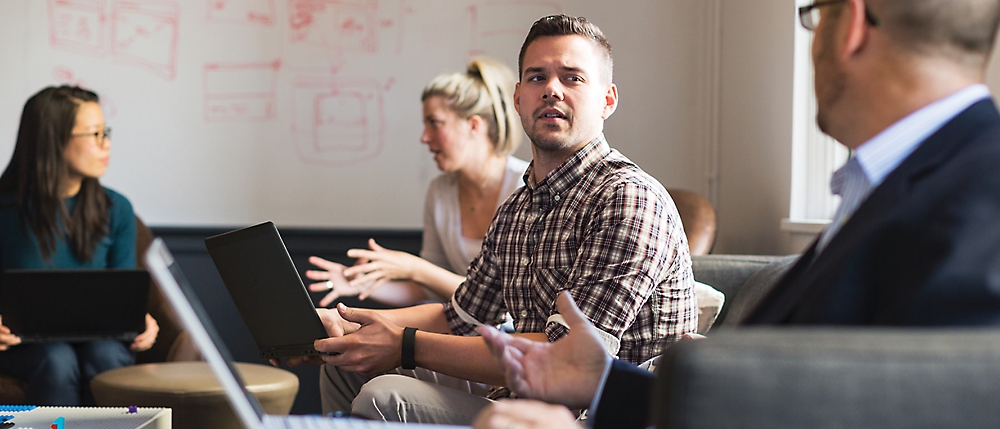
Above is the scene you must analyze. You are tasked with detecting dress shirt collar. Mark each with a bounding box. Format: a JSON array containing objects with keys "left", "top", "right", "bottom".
[
  {"left": 524, "top": 134, "right": 611, "bottom": 195},
  {"left": 854, "top": 84, "right": 990, "bottom": 187}
]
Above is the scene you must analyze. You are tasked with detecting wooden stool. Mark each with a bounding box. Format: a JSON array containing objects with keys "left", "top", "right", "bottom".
[{"left": 91, "top": 362, "right": 298, "bottom": 429}]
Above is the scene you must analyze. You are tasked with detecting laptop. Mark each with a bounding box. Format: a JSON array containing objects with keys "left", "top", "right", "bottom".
[
  {"left": 204, "top": 221, "right": 328, "bottom": 359},
  {"left": 0, "top": 269, "right": 149, "bottom": 343},
  {"left": 145, "top": 238, "right": 464, "bottom": 428}
]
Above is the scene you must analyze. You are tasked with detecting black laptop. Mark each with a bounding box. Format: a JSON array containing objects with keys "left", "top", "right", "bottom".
[
  {"left": 0, "top": 269, "right": 150, "bottom": 343},
  {"left": 205, "top": 221, "right": 329, "bottom": 359}
]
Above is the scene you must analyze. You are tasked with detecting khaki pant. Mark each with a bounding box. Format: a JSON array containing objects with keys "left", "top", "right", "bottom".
[{"left": 320, "top": 364, "right": 494, "bottom": 425}]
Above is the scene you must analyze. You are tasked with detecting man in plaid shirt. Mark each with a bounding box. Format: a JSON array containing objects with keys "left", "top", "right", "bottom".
[{"left": 291, "top": 14, "right": 698, "bottom": 425}]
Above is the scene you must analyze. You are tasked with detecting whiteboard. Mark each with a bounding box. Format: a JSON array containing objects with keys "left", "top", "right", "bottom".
[{"left": 0, "top": 0, "right": 704, "bottom": 228}]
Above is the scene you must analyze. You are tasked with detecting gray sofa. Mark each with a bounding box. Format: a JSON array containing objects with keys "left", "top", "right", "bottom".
[{"left": 665, "top": 254, "right": 1000, "bottom": 428}]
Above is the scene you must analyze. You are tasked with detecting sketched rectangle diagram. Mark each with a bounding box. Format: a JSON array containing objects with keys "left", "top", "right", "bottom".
[
  {"left": 206, "top": 0, "right": 275, "bottom": 26},
  {"left": 292, "top": 78, "right": 384, "bottom": 166},
  {"left": 48, "top": 0, "right": 106, "bottom": 56},
  {"left": 288, "top": 0, "right": 377, "bottom": 53},
  {"left": 111, "top": 0, "right": 180, "bottom": 80},
  {"left": 469, "top": 1, "right": 561, "bottom": 55},
  {"left": 203, "top": 61, "right": 280, "bottom": 122}
]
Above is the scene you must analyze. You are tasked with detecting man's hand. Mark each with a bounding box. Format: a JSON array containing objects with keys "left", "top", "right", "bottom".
[
  {"left": 271, "top": 305, "right": 363, "bottom": 368},
  {"left": 472, "top": 400, "right": 579, "bottom": 429},
  {"left": 130, "top": 313, "right": 159, "bottom": 352},
  {"left": 0, "top": 316, "right": 21, "bottom": 351},
  {"left": 313, "top": 303, "right": 405, "bottom": 375},
  {"left": 478, "top": 292, "right": 612, "bottom": 409}
]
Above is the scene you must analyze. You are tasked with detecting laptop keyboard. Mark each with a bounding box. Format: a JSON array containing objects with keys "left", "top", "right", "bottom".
[{"left": 265, "top": 414, "right": 466, "bottom": 429}]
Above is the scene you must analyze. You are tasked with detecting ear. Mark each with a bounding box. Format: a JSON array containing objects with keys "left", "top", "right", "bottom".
[
  {"left": 467, "top": 114, "right": 484, "bottom": 135},
  {"left": 513, "top": 82, "right": 522, "bottom": 115},
  {"left": 602, "top": 83, "right": 618, "bottom": 120},
  {"left": 841, "top": 0, "right": 871, "bottom": 60}
]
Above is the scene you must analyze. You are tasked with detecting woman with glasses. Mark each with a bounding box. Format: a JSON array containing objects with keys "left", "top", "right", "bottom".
[
  {"left": 0, "top": 86, "right": 159, "bottom": 405},
  {"left": 306, "top": 58, "right": 528, "bottom": 308}
]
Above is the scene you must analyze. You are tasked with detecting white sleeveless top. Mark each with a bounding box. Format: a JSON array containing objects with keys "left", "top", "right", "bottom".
[{"left": 420, "top": 156, "right": 530, "bottom": 275}]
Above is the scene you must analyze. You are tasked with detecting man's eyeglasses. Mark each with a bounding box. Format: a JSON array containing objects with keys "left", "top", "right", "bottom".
[
  {"left": 71, "top": 127, "right": 112, "bottom": 143},
  {"left": 799, "top": 0, "right": 880, "bottom": 31}
]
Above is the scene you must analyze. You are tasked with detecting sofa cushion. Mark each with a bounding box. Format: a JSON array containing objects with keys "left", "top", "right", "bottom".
[
  {"left": 691, "top": 255, "right": 795, "bottom": 325},
  {"left": 656, "top": 329, "right": 1000, "bottom": 429},
  {"left": 717, "top": 255, "right": 798, "bottom": 327}
]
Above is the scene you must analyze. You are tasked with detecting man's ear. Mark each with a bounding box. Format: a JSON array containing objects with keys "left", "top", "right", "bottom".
[
  {"left": 841, "top": 0, "right": 871, "bottom": 60},
  {"left": 513, "top": 82, "right": 522, "bottom": 115},
  {"left": 602, "top": 83, "right": 618, "bottom": 120}
]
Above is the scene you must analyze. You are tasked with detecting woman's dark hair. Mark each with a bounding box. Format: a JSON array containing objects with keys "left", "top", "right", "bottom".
[{"left": 0, "top": 86, "right": 110, "bottom": 261}]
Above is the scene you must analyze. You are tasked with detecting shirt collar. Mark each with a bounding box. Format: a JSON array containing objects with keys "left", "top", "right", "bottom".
[
  {"left": 524, "top": 134, "right": 611, "bottom": 196},
  {"left": 855, "top": 84, "right": 991, "bottom": 187}
]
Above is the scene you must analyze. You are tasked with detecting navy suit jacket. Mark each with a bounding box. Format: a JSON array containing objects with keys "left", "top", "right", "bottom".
[
  {"left": 744, "top": 98, "right": 1000, "bottom": 326},
  {"left": 592, "top": 99, "right": 1000, "bottom": 429}
]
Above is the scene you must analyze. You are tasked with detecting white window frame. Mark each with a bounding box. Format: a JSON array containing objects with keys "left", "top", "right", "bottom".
[{"left": 785, "top": 3, "right": 849, "bottom": 235}]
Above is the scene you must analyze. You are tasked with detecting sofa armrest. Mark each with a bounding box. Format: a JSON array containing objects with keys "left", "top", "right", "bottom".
[{"left": 655, "top": 328, "right": 1000, "bottom": 429}]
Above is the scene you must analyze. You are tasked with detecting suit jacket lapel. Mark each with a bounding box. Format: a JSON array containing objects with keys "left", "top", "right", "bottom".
[{"left": 744, "top": 99, "right": 999, "bottom": 325}]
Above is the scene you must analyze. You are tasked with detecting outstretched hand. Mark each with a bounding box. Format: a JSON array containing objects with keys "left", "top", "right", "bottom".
[
  {"left": 305, "top": 256, "right": 373, "bottom": 306},
  {"left": 342, "top": 239, "right": 422, "bottom": 299},
  {"left": 478, "top": 292, "right": 611, "bottom": 409}
]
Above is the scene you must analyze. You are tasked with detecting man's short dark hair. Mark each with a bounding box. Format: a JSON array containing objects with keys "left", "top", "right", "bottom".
[
  {"left": 871, "top": 0, "right": 1000, "bottom": 66},
  {"left": 518, "top": 14, "right": 613, "bottom": 84}
]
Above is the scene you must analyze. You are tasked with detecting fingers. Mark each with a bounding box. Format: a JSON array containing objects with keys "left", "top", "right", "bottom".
[
  {"left": 317, "top": 308, "right": 345, "bottom": 337},
  {"left": 131, "top": 314, "right": 159, "bottom": 352},
  {"left": 346, "top": 269, "right": 388, "bottom": 288},
  {"left": 0, "top": 316, "right": 21, "bottom": 350},
  {"left": 283, "top": 355, "right": 325, "bottom": 367},
  {"left": 473, "top": 400, "right": 577, "bottom": 429},
  {"left": 314, "top": 337, "right": 348, "bottom": 356},
  {"left": 357, "top": 278, "right": 389, "bottom": 300},
  {"left": 318, "top": 290, "right": 341, "bottom": 308},
  {"left": 346, "top": 248, "right": 377, "bottom": 262},
  {"left": 368, "top": 238, "right": 385, "bottom": 252},
  {"left": 308, "top": 256, "right": 345, "bottom": 272},
  {"left": 478, "top": 325, "right": 509, "bottom": 359},
  {"left": 336, "top": 303, "right": 376, "bottom": 326},
  {"left": 681, "top": 333, "right": 706, "bottom": 340},
  {"left": 554, "top": 292, "right": 592, "bottom": 332},
  {"left": 308, "top": 281, "right": 332, "bottom": 292}
]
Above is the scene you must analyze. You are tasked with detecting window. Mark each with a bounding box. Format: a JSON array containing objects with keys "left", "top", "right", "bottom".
[{"left": 786, "top": 4, "right": 849, "bottom": 234}]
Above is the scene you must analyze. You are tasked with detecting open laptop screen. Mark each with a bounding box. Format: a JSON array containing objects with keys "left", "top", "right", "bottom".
[
  {"left": 205, "top": 221, "right": 329, "bottom": 358},
  {"left": 0, "top": 269, "right": 149, "bottom": 343},
  {"left": 145, "top": 239, "right": 268, "bottom": 429}
]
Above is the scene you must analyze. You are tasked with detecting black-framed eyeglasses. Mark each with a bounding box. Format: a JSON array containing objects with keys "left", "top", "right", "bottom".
[
  {"left": 71, "top": 126, "right": 112, "bottom": 143},
  {"left": 798, "top": 0, "right": 880, "bottom": 31}
]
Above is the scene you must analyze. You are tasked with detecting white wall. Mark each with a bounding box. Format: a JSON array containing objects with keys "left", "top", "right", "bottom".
[
  {"left": 0, "top": 0, "right": 709, "bottom": 229},
  {"left": 11, "top": 0, "right": 1000, "bottom": 255}
]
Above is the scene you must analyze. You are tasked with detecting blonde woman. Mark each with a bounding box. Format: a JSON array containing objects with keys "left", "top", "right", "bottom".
[{"left": 307, "top": 58, "right": 528, "bottom": 307}]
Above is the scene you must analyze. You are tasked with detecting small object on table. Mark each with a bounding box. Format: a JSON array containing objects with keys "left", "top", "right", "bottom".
[
  {"left": 50, "top": 416, "right": 65, "bottom": 429},
  {"left": 0, "top": 405, "right": 36, "bottom": 412},
  {"left": 128, "top": 406, "right": 138, "bottom": 414}
]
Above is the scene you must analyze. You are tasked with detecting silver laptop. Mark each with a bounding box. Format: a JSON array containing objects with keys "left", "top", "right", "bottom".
[{"left": 144, "top": 238, "right": 466, "bottom": 429}]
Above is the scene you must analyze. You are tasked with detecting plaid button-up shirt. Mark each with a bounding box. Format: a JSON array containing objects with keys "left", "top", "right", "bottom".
[{"left": 444, "top": 135, "right": 697, "bottom": 364}]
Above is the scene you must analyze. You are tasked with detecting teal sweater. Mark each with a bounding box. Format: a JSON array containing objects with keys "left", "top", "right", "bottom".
[{"left": 0, "top": 187, "right": 136, "bottom": 270}]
